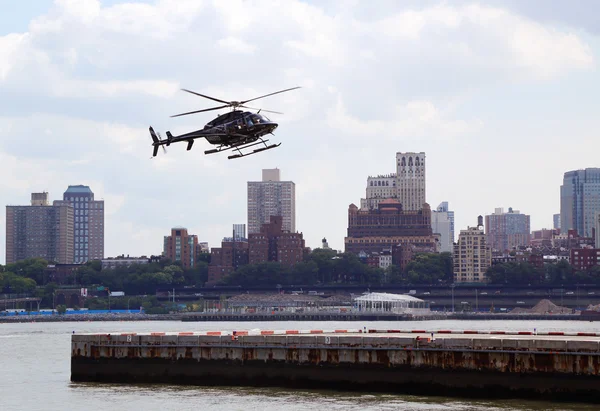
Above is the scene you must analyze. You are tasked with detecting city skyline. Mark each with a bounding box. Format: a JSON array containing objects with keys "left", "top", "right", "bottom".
[{"left": 1, "top": 1, "right": 599, "bottom": 263}]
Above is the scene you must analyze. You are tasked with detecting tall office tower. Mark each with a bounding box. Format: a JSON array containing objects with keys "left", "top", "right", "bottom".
[
  {"left": 431, "top": 201, "right": 455, "bottom": 253},
  {"left": 360, "top": 152, "right": 426, "bottom": 211},
  {"left": 560, "top": 168, "right": 600, "bottom": 238},
  {"left": 163, "top": 227, "right": 198, "bottom": 269},
  {"left": 62, "top": 185, "right": 104, "bottom": 263},
  {"left": 233, "top": 224, "right": 246, "bottom": 240},
  {"left": 396, "top": 152, "right": 426, "bottom": 211},
  {"left": 484, "top": 207, "right": 531, "bottom": 252},
  {"left": 5, "top": 193, "right": 73, "bottom": 264},
  {"left": 247, "top": 168, "right": 296, "bottom": 234},
  {"left": 553, "top": 214, "right": 561, "bottom": 230},
  {"left": 453, "top": 216, "right": 492, "bottom": 283}
]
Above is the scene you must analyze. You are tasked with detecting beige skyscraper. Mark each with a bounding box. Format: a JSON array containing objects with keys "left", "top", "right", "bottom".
[
  {"left": 395, "top": 152, "right": 426, "bottom": 211},
  {"left": 361, "top": 152, "right": 426, "bottom": 211},
  {"left": 453, "top": 216, "right": 492, "bottom": 283},
  {"left": 247, "top": 168, "right": 295, "bottom": 234}
]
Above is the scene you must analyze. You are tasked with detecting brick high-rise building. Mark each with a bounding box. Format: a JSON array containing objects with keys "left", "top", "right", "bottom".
[
  {"left": 62, "top": 185, "right": 104, "bottom": 263},
  {"left": 207, "top": 238, "right": 249, "bottom": 284},
  {"left": 345, "top": 199, "right": 437, "bottom": 255},
  {"left": 248, "top": 215, "right": 305, "bottom": 266},
  {"left": 485, "top": 207, "right": 531, "bottom": 252},
  {"left": 163, "top": 227, "right": 198, "bottom": 269},
  {"left": 247, "top": 168, "right": 295, "bottom": 234},
  {"left": 570, "top": 248, "right": 600, "bottom": 271},
  {"left": 453, "top": 216, "right": 492, "bottom": 283},
  {"left": 6, "top": 193, "right": 74, "bottom": 264},
  {"left": 361, "top": 152, "right": 426, "bottom": 211}
]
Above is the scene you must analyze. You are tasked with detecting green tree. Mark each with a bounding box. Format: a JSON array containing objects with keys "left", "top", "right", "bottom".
[
  {"left": 545, "top": 260, "right": 573, "bottom": 284},
  {"left": 306, "top": 248, "right": 338, "bottom": 284},
  {"left": 5, "top": 258, "right": 48, "bottom": 284},
  {"left": 183, "top": 262, "right": 209, "bottom": 287},
  {"left": 403, "top": 252, "right": 453, "bottom": 284},
  {"left": 386, "top": 265, "right": 406, "bottom": 284},
  {"left": 289, "top": 261, "right": 319, "bottom": 285},
  {"left": 1, "top": 272, "right": 37, "bottom": 293},
  {"left": 485, "top": 262, "right": 542, "bottom": 285}
]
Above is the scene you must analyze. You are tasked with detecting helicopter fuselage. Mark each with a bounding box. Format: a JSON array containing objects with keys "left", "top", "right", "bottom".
[{"left": 171, "top": 110, "right": 278, "bottom": 146}]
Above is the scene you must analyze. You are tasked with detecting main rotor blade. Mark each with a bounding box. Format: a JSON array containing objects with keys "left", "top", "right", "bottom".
[
  {"left": 240, "top": 86, "right": 301, "bottom": 105},
  {"left": 170, "top": 104, "right": 230, "bottom": 118},
  {"left": 239, "top": 105, "right": 283, "bottom": 115},
  {"left": 181, "top": 89, "right": 230, "bottom": 105}
]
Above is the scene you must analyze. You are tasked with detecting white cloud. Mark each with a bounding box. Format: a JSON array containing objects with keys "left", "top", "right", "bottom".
[
  {"left": 51, "top": 79, "right": 180, "bottom": 99},
  {"left": 0, "top": 0, "right": 598, "bottom": 263},
  {"left": 217, "top": 37, "right": 256, "bottom": 54},
  {"left": 0, "top": 33, "right": 28, "bottom": 81},
  {"left": 327, "top": 95, "right": 482, "bottom": 142},
  {"left": 375, "top": 4, "right": 593, "bottom": 78},
  {"left": 510, "top": 21, "right": 594, "bottom": 78},
  {"left": 56, "top": 0, "right": 101, "bottom": 23}
]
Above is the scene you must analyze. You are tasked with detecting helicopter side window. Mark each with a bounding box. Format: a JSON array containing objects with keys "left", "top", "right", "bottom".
[{"left": 246, "top": 116, "right": 254, "bottom": 127}]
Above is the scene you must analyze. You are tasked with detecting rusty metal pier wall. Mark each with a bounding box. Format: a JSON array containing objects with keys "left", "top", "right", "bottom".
[{"left": 71, "top": 332, "right": 600, "bottom": 402}]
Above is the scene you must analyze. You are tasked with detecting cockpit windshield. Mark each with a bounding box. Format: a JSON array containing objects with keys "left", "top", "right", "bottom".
[
  {"left": 250, "top": 113, "right": 267, "bottom": 124},
  {"left": 243, "top": 113, "right": 270, "bottom": 127}
]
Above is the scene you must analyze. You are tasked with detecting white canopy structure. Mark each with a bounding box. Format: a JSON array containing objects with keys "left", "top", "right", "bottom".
[{"left": 353, "top": 292, "right": 430, "bottom": 314}]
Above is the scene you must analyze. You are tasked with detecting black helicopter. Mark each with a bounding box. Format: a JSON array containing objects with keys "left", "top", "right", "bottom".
[{"left": 149, "top": 86, "right": 300, "bottom": 159}]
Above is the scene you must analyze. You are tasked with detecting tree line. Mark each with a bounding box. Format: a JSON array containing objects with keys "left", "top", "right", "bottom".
[
  {"left": 485, "top": 260, "right": 600, "bottom": 285},
  {"left": 2, "top": 252, "right": 599, "bottom": 306},
  {"left": 217, "top": 250, "right": 454, "bottom": 286}
]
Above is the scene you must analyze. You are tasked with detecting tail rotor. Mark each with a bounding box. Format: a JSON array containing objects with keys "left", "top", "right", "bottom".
[
  {"left": 149, "top": 126, "right": 167, "bottom": 158},
  {"left": 156, "top": 131, "right": 168, "bottom": 154}
]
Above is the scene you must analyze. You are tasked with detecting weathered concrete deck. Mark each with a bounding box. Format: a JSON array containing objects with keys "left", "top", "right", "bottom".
[{"left": 71, "top": 329, "right": 600, "bottom": 403}]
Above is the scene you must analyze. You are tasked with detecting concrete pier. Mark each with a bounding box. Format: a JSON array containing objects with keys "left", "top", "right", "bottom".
[{"left": 71, "top": 329, "right": 600, "bottom": 402}]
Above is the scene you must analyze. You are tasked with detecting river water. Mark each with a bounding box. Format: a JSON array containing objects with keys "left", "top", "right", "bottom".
[{"left": 1, "top": 319, "right": 599, "bottom": 411}]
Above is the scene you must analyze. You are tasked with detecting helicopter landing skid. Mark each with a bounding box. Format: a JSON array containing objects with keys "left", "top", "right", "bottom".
[
  {"left": 228, "top": 139, "right": 281, "bottom": 160},
  {"left": 204, "top": 138, "right": 267, "bottom": 155}
]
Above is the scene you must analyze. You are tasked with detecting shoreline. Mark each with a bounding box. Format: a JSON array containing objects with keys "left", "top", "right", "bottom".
[
  {"left": 0, "top": 313, "right": 184, "bottom": 323},
  {"left": 0, "top": 312, "right": 594, "bottom": 323}
]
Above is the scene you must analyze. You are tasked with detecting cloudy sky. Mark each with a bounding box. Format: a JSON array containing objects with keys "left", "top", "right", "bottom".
[{"left": 1, "top": 0, "right": 599, "bottom": 263}]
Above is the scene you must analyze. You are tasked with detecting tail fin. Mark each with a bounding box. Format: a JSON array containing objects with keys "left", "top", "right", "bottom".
[
  {"left": 150, "top": 126, "right": 159, "bottom": 143},
  {"left": 150, "top": 127, "right": 161, "bottom": 157}
]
